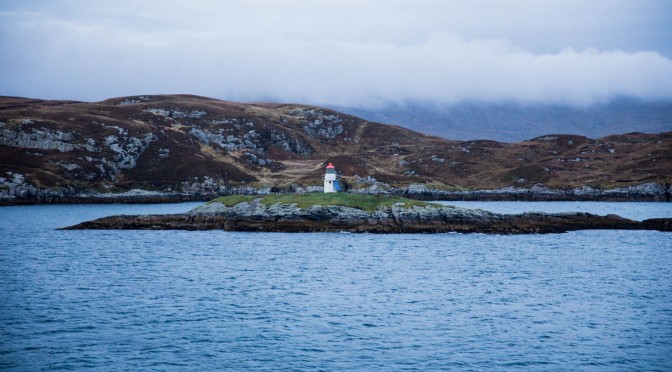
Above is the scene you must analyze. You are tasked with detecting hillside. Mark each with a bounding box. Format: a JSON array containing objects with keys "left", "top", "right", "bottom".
[{"left": 1, "top": 95, "right": 670, "bottom": 204}]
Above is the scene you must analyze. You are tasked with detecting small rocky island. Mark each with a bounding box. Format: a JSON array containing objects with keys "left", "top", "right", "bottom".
[{"left": 62, "top": 194, "right": 670, "bottom": 234}]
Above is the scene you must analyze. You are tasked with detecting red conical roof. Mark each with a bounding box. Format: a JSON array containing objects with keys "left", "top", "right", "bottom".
[{"left": 326, "top": 163, "right": 335, "bottom": 168}]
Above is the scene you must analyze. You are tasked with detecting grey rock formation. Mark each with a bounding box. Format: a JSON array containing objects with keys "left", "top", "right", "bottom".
[
  {"left": 64, "top": 200, "right": 672, "bottom": 234},
  {"left": 396, "top": 182, "right": 671, "bottom": 202},
  {"left": 1, "top": 125, "right": 81, "bottom": 152},
  {"left": 290, "top": 107, "right": 345, "bottom": 138},
  {"left": 145, "top": 108, "right": 208, "bottom": 119}
]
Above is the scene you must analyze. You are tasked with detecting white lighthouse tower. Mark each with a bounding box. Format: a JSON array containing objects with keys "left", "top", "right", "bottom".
[{"left": 323, "top": 163, "right": 341, "bottom": 193}]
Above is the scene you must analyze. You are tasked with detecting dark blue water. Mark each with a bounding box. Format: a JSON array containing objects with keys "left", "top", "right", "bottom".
[{"left": 1, "top": 202, "right": 671, "bottom": 370}]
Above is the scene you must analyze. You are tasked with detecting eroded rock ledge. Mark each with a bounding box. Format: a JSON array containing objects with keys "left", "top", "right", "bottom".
[{"left": 62, "top": 200, "right": 671, "bottom": 234}]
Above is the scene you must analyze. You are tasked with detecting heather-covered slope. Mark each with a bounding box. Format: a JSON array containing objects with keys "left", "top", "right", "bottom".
[{"left": 1, "top": 95, "right": 670, "bottom": 204}]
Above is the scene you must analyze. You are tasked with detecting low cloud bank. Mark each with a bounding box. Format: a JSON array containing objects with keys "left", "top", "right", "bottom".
[{"left": 1, "top": 2, "right": 671, "bottom": 107}]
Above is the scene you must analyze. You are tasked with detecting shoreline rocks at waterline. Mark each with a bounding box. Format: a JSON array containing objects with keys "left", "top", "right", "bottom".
[{"left": 62, "top": 200, "right": 671, "bottom": 234}]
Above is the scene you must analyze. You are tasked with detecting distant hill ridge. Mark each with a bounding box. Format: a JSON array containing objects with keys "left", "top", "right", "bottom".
[
  {"left": 332, "top": 98, "right": 672, "bottom": 142},
  {"left": 0, "top": 94, "right": 670, "bottom": 204}
]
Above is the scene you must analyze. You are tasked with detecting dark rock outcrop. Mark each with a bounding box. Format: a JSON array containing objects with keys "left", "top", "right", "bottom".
[{"left": 62, "top": 201, "right": 672, "bottom": 234}]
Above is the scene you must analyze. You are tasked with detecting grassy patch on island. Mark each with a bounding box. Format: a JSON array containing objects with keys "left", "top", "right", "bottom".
[
  {"left": 209, "top": 193, "right": 441, "bottom": 211},
  {"left": 208, "top": 195, "right": 259, "bottom": 207}
]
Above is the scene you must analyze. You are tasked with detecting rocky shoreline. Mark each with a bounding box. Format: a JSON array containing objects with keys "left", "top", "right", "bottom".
[
  {"left": 378, "top": 182, "right": 672, "bottom": 202},
  {"left": 3, "top": 181, "right": 670, "bottom": 206},
  {"left": 62, "top": 200, "right": 672, "bottom": 234}
]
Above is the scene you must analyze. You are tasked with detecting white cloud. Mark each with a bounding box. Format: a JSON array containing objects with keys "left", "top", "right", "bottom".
[{"left": 1, "top": 0, "right": 671, "bottom": 106}]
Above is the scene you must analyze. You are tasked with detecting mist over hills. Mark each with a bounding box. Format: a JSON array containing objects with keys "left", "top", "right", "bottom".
[{"left": 332, "top": 98, "right": 672, "bottom": 142}]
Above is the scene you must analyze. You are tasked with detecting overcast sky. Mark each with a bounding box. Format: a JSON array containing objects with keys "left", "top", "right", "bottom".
[{"left": 1, "top": 0, "right": 671, "bottom": 107}]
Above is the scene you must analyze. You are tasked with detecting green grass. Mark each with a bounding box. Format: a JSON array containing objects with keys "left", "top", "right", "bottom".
[
  {"left": 208, "top": 194, "right": 259, "bottom": 206},
  {"left": 209, "top": 193, "right": 441, "bottom": 211}
]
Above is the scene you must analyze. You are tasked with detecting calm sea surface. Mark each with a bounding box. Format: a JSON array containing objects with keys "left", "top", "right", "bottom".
[{"left": 1, "top": 202, "right": 671, "bottom": 371}]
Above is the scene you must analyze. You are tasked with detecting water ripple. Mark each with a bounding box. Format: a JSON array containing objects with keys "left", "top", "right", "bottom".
[{"left": 1, "top": 203, "right": 671, "bottom": 370}]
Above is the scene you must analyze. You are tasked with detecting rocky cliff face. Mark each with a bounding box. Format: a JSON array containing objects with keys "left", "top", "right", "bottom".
[
  {"left": 1, "top": 95, "right": 671, "bottom": 204},
  {"left": 63, "top": 200, "right": 672, "bottom": 234}
]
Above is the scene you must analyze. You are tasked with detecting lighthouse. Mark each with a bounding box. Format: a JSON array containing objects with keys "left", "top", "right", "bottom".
[{"left": 323, "top": 163, "right": 341, "bottom": 193}]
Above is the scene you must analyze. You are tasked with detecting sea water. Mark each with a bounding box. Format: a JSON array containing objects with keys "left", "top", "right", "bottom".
[{"left": 1, "top": 202, "right": 671, "bottom": 370}]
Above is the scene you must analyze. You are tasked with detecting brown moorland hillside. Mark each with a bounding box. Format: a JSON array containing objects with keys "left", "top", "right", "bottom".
[{"left": 0, "top": 94, "right": 670, "bottom": 203}]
